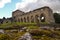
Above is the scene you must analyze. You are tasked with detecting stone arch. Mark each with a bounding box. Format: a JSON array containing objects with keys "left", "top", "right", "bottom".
[
  {"left": 27, "top": 16, "right": 29, "bottom": 22},
  {"left": 13, "top": 17, "right": 17, "bottom": 22},
  {"left": 21, "top": 18, "right": 23, "bottom": 22},
  {"left": 31, "top": 15, "right": 34, "bottom": 23},
  {"left": 18, "top": 18, "right": 20, "bottom": 22},
  {"left": 40, "top": 13, "right": 45, "bottom": 22},
  {"left": 35, "top": 15, "right": 40, "bottom": 23},
  {"left": 24, "top": 17, "right": 26, "bottom": 22}
]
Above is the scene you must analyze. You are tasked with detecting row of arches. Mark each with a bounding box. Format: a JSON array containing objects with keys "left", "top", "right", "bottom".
[{"left": 17, "top": 14, "right": 45, "bottom": 23}]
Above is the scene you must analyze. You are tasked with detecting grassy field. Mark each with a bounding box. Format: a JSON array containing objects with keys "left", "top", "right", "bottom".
[
  {"left": 0, "top": 28, "right": 60, "bottom": 40},
  {"left": 0, "top": 22, "right": 60, "bottom": 40},
  {"left": 0, "top": 22, "right": 37, "bottom": 29}
]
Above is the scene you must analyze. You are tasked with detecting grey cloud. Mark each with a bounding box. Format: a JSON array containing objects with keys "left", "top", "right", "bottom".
[{"left": 18, "top": 0, "right": 60, "bottom": 13}]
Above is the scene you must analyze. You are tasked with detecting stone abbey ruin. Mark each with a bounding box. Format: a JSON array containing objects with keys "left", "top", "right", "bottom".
[{"left": 12, "top": 6, "right": 55, "bottom": 24}]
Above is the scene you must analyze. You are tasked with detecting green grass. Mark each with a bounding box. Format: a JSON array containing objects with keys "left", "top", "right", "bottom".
[
  {"left": 27, "top": 26, "right": 39, "bottom": 29},
  {"left": 14, "top": 31, "right": 26, "bottom": 40},
  {"left": 0, "top": 31, "right": 26, "bottom": 40},
  {"left": 40, "top": 22, "right": 49, "bottom": 24},
  {"left": 0, "top": 34, "right": 12, "bottom": 40},
  {"left": 0, "top": 22, "right": 37, "bottom": 28},
  {"left": 0, "top": 22, "right": 60, "bottom": 40},
  {"left": 0, "top": 21, "right": 49, "bottom": 28},
  {"left": 30, "top": 29, "right": 60, "bottom": 40},
  {"left": 0, "top": 28, "right": 60, "bottom": 40}
]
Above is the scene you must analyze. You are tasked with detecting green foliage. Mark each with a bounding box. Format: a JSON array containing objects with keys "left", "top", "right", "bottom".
[
  {"left": 53, "top": 13, "right": 60, "bottom": 23},
  {"left": 32, "top": 35, "right": 59, "bottom": 40},
  {"left": 14, "top": 31, "right": 26, "bottom": 40},
  {"left": 30, "top": 29, "right": 52, "bottom": 36},
  {"left": 0, "top": 34, "right": 11, "bottom": 40},
  {"left": 30, "top": 29, "right": 60, "bottom": 40},
  {"left": 0, "top": 28, "right": 60, "bottom": 40}
]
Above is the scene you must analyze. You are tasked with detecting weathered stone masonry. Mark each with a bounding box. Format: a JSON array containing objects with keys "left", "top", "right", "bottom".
[{"left": 12, "top": 6, "right": 55, "bottom": 24}]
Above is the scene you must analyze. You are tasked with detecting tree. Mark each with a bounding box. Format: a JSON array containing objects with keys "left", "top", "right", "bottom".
[
  {"left": 3, "top": 17, "right": 6, "bottom": 19},
  {"left": 53, "top": 13, "right": 60, "bottom": 23}
]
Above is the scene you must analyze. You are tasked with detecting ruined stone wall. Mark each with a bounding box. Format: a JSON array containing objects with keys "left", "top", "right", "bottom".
[
  {"left": 12, "top": 10, "right": 24, "bottom": 22},
  {"left": 12, "top": 6, "right": 55, "bottom": 24}
]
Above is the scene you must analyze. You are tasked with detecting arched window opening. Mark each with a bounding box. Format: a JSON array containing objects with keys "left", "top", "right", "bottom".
[
  {"left": 31, "top": 16, "right": 34, "bottom": 23},
  {"left": 13, "top": 17, "right": 15, "bottom": 19},
  {"left": 18, "top": 18, "right": 20, "bottom": 22},
  {"left": 24, "top": 17, "right": 26, "bottom": 22},
  {"left": 21, "top": 18, "right": 23, "bottom": 22},
  {"left": 40, "top": 14, "right": 45, "bottom": 22},
  {"left": 6, "top": 21, "right": 8, "bottom": 23},
  {"left": 27, "top": 17, "right": 29, "bottom": 22}
]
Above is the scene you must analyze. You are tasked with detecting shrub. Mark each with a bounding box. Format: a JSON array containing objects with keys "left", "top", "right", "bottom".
[{"left": 0, "top": 34, "right": 11, "bottom": 40}]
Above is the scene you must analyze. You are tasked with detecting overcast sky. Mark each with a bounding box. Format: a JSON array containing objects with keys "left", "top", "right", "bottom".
[
  {"left": 16, "top": 0, "right": 60, "bottom": 13},
  {"left": 0, "top": 0, "right": 60, "bottom": 18}
]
